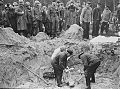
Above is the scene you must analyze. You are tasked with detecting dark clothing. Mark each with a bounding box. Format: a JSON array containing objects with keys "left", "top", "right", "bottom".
[
  {"left": 117, "top": 9, "right": 120, "bottom": 23},
  {"left": 82, "top": 22, "right": 90, "bottom": 39},
  {"left": 80, "top": 53, "right": 100, "bottom": 89},
  {"left": 85, "top": 61, "right": 100, "bottom": 89},
  {"left": 92, "top": 20, "right": 100, "bottom": 37},
  {"left": 51, "top": 52, "right": 68, "bottom": 86},
  {"left": 92, "top": 7, "right": 101, "bottom": 37},
  {"left": 101, "top": 22, "right": 109, "bottom": 35},
  {"left": 26, "top": 7, "right": 33, "bottom": 36},
  {"left": 42, "top": 10, "right": 50, "bottom": 34},
  {"left": 80, "top": 53, "right": 100, "bottom": 69},
  {"left": 93, "top": 7, "right": 101, "bottom": 22},
  {"left": 0, "top": 9, "right": 3, "bottom": 26},
  {"left": 7, "top": 9, "right": 17, "bottom": 32},
  {"left": 2, "top": 10, "right": 11, "bottom": 27}
]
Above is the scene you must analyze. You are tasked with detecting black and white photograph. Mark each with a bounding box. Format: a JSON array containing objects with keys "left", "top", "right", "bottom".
[{"left": 0, "top": 0, "right": 120, "bottom": 89}]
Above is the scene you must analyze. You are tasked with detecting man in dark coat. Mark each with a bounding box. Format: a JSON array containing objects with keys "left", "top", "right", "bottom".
[
  {"left": 51, "top": 49, "right": 73, "bottom": 87},
  {"left": 0, "top": 0, "right": 3, "bottom": 26},
  {"left": 92, "top": 3, "right": 101, "bottom": 37},
  {"left": 78, "top": 51, "right": 101, "bottom": 89},
  {"left": 25, "top": 2, "right": 33, "bottom": 37}
]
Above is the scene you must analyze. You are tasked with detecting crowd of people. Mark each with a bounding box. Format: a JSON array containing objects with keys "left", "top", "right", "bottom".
[{"left": 0, "top": 0, "right": 120, "bottom": 39}]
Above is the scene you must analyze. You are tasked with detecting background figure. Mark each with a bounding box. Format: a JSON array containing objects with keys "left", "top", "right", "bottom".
[
  {"left": 42, "top": 6, "right": 50, "bottom": 35},
  {"left": 15, "top": 0, "right": 28, "bottom": 37},
  {"left": 80, "top": 2, "right": 92, "bottom": 39},
  {"left": 57, "top": 1, "right": 65, "bottom": 34},
  {"left": 65, "top": 1, "right": 77, "bottom": 29},
  {"left": 12, "top": 2, "right": 18, "bottom": 33},
  {"left": 101, "top": 6, "right": 111, "bottom": 35},
  {"left": 32, "top": 1, "right": 43, "bottom": 36},
  {"left": 92, "top": 3, "right": 101, "bottom": 37},
  {"left": 48, "top": 1, "right": 59, "bottom": 37},
  {"left": 0, "top": 0, "right": 3, "bottom": 26},
  {"left": 25, "top": 2, "right": 33, "bottom": 37},
  {"left": 117, "top": 3, "right": 120, "bottom": 24}
]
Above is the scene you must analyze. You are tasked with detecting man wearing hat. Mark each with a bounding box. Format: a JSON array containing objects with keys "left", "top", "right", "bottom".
[
  {"left": 32, "top": 0, "right": 43, "bottom": 36},
  {"left": 2, "top": 3, "right": 11, "bottom": 27},
  {"left": 0, "top": 0, "right": 3, "bottom": 26},
  {"left": 80, "top": 1, "right": 92, "bottom": 39},
  {"left": 117, "top": 2, "right": 120, "bottom": 23},
  {"left": 51, "top": 49, "right": 73, "bottom": 87},
  {"left": 92, "top": 3, "right": 102, "bottom": 37},
  {"left": 78, "top": 49, "right": 101, "bottom": 89},
  {"left": 101, "top": 6, "right": 111, "bottom": 35},
  {"left": 15, "top": 0, "right": 28, "bottom": 37},
  {"left": 25, "top": 2, "right": 33, "bottom": 37},
  {"left": 48, "top": 1, "right": 59, "bottom": 37}
]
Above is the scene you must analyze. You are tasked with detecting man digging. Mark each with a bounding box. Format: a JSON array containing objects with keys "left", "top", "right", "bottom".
[
  {"left": 78, "top": 48, "right": 101, "bottom": 89},
  {"left": 51, "top": 49, "right": 73, "bottom": 87}
]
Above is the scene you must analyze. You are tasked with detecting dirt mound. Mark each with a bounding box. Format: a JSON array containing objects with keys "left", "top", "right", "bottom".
[
  {"left": 0, "top": 45, "right": 37, "bottom": 88},
  {"left": 32, "top": 32, "right": 50, "bottom": 42},
  {"left": 60, "top": 24, "right": 83, "bottom": 41},
  {"left": 0, "top": 27, "right": 30, "bottom": 45}
]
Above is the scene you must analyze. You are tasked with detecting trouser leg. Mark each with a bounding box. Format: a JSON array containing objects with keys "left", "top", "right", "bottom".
[
  {"left": 39, "top": 21, "right": 43, "bottom": 32},
  {"left": 90, "top": 61, "right": 101, "bottom": 83},
  {"left": 91, "top": 73, "right": 95, "bottom": 83},
  {"left": 83, "top": 22, "right": 90, "bottom": 39},
  {"left": 53, "top": 66, "right": 63, "bottom": 86},
  {"left": 101, "top": 22, "right": 106, "bottom": 35},
  {"left": 85, "top": 75, "right": 91, "bottom": 89},
  {"left": 92, "top": 21, "right": 96, "bottom": 37},
  {"left": 56, "top": 72, "right": 63, "bottom": 86},
  {"left": 96, "top": 21, "right": 100, "bottom": 36},
  {"left": 105, "top": 22, "right": 109, "bottom": 34}
]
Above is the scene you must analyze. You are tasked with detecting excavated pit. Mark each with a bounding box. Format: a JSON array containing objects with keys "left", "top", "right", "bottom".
[{"left": 0, "top": 25, "right": 120, "bottom": 89}]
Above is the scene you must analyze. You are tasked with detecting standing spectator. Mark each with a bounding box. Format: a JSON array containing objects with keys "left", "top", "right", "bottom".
[
  {"left": 48, "top": 1, "right": 59, "bottom": 37},
  {"left": 25, "top": 2, "right": 33, "bottom": 37},
  {"left": 2, "top": 4, "right": 11, "bottom": 28},
  {"left": 51, "top": 49, "right": 73, "bottom": 87},
  {"left": 65, "top": 1, "right": 77, "bottom": 29},
  {"left": 7, "top": 4, "right": 18, "bottom": 32},
  {"left": 117, "top": 3, "right": 120, "bottom": 23},
  {"left": 56, "top": 1, "right": 65, "bottom": 33},
  {"left": 42, "top": 6, "right": 49, "bottom": 35},
  {"left": 12, "top": 2, "right": 18, "bottom": 33},
  {"left": 92, "top": 3, "right": 101, "bottom": 37},
  {"left": 15, "top": 0, "right": 28, "bottom": 37},
  {"left": 80, "top": 2, "right": 92, "bottom": 39},
  {"left": 78, "top": 50, "right": 101, "bottom": 89},
  {"left": 32, "top": 0, "right": 43, "bottom": 36},
  {"left": 100, "top": 6, "right": 111, "bottom": 35},
  {"left": 0, "top": 0, "right": 3, "bottom": 27}
]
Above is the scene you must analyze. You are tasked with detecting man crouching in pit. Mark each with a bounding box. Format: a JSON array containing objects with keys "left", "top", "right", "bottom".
[
  {"left": 51, "top": 48, "right": 73, "bottom": 87},
  {"left": 78, "top": 48, "right": 101, "bottom": 89}
]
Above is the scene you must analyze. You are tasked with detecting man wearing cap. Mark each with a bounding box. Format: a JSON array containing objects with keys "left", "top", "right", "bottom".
[
  {"left": 92, "top": 3, "right": 101, "bottom": 37},
  {"left": 32, "top": 0, "right": 43, "bottom": 35},
  {"left": 48, "top": 1, "right": 59, "bottom": 37},
  {"left": 25, "top": 2, "right": 33, "bottom": 37},
  {"left": 51, "top": 49, "right": 73, "bottom": 87},
  {"left": 0, "top": 0, "right": 3, "bottom": 26},
  {"left": 80, "top": 2, "right": 92, "bottom": 39},
  {"left": 66, "top": 0, "right": 77, "bottom": 26},
  {"left": 78, "top": 49, "right": 101, "bottom": 89},
  {"left": 2, "top": 3, "right": 11, "bottom": 27},
  {"left": 56, "top": 1, "right": 65, "bottom": 34},
  {"left": 101, "top": 6, "right": 111, "bottom": 35},
  {"left": 15, "top": 0, "right": 28, "bottom": 37},
  {"left": 117, "top": 2, "right": 120, "bottom": 23}
]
